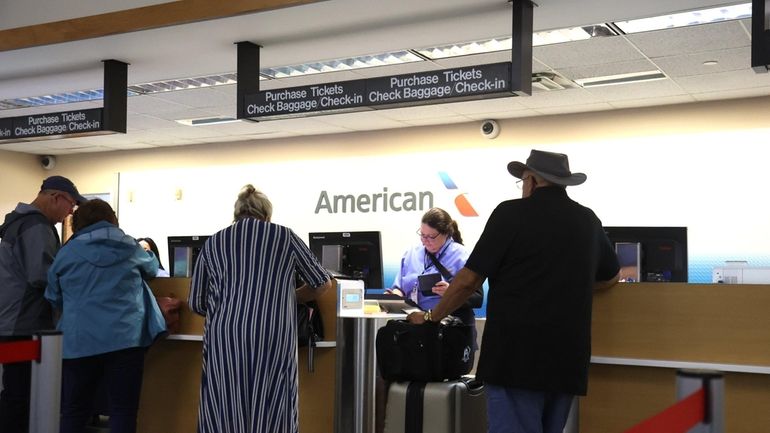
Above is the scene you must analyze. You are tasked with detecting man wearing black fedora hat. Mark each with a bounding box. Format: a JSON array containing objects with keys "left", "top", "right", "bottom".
[
  {"left": 409, "top": 149, "right": 619, "bottom": 433},
  {"left": 0, "top": 175, "right": 87, "bottom": 433}
]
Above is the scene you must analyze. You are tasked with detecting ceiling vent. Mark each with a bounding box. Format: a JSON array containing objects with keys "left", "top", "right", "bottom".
[{"left": 531, "top": 72, "right": 578, "bottom": 91}]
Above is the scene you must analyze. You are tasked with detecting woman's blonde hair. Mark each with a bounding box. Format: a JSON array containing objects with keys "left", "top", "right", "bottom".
[{"left": 234, "top": 184, "right": 273, "bottom": 222}]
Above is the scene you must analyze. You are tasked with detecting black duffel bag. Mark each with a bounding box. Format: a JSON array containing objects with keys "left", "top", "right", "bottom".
[{"left": 376, "top": 315, "right": 473, "bottom": 382}]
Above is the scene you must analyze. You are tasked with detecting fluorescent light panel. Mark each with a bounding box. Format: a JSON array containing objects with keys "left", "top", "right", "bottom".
[
  {"left": 414, "top": 25, "right": 614, "bottom": 60},
  {"left": 615, "top": 2, "right": 751, "bottom": 34},
  {"left": 128, "top": 73, "right": 238, "bottom": 94}
]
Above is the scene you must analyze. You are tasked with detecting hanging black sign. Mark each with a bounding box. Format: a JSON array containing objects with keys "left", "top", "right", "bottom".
[
  {"left": 6, "top": 108, "right": 103, "bottom": 139},
  {"left": 0, "top": 60, "right": 127, "bottom": 144},
  {"left": 245, "top": 80, "right": 367, "bottom": 117},
  {"left": 0, "top": 118, "right": 11, "bottom": 139},
  {"left": 366, "top": 62, "right": 511, "bottom": 106},
  {"left": 243, "top": 62, "right": 512, "bottom": 119},
  {"left": 0, "top": 59, "right": 128, "bottom": 141}
]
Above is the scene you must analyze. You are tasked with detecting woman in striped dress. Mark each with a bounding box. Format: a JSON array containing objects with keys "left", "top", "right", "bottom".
[{"left": 189, "top": 184, "right": 332, "bottom": 433}]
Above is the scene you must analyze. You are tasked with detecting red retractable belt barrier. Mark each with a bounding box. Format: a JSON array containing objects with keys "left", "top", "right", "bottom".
[
  {"left": 622, "top": 388, "right": 706, "bottom": 433},
  {"left": 0, "top": 339, "right": 40, "bottom": 364}
]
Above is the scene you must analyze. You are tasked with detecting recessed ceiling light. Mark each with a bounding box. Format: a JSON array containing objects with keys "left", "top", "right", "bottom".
[
  {"left": 703, "top": 60, "right": 719, "bottom": 66},
  {"left": 261, "top": 51, "right": 423, "bottom": 78},
  {"left": 614, "top": 2, "right": 751, "bottom": 34},
  {"left": 175, "top": 117, "right": 241, "bottom": 126},
  {"left": 575, "top": 70, "right": 667, "bottom": 88}
]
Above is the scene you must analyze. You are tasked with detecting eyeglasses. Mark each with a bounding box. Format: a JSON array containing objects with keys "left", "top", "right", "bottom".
[
  {"left": 416, "top": 230, "right": 441, "bottom": 240},
  {"left": 515, "top": 176, "right": 531, "bottom": 190},
  {"left": 54, "top": 193, "right": 77, "bottom": 210}
]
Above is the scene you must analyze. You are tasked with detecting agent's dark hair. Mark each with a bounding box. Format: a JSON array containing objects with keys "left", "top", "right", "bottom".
[
  {"left": 422, "top": 207, "right": 463, "bottom": 244},
  {"left": 234, "top": 184, "right": 273, "bottom": 222},
  {"left": 137, "top": 237, "right": 165, "bottom": 270},
  {"left": 72, "top": 198, "right": 118, "bottom": 233}
]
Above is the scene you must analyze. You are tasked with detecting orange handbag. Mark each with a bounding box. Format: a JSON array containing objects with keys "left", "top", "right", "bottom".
[{"left": 155, "top": 296, "right": 182, "bottom": 334}]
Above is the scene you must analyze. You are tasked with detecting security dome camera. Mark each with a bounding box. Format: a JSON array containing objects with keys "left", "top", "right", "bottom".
[
  {"left": 480, "top": 120, "right": 500, "bottom": 139},
  {"left": 40, "top": 155, "right": 56, "bottom": 170}
]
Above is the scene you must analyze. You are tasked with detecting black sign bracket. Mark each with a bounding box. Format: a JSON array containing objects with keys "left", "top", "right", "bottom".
[
  {"left": 236, "top": 41, "right": 262, "bottom": 120},
  {"left": 751, "top": 0, "right": 770, "bottom": 72},
  {"left": 102, "top": 59, "right": 128, "bottom": 133},
  {"left": 511, "top": 0, "right": 535, "bottom": 96}
]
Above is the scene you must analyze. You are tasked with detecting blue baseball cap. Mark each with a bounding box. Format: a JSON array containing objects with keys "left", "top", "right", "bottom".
[{"left": 40, "top": 176, "right": 87, "bottom": 204}]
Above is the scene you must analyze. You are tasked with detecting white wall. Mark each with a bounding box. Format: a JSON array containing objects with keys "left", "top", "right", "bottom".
[
  {"left": 0, "top": 151, "right": 46, "bottom": 213},
  {"left": 3, "top": 96, "right": 770, "bottom": 286}
]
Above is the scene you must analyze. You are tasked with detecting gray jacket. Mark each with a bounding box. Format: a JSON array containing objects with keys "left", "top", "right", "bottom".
[{"left": 0, "top": 203, "right": 60, "bottom": 334}]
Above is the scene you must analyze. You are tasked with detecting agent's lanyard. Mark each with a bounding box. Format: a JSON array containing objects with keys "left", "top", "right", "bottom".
[{"left": 423, "top": 238, "right": 451, "bottom": 273}]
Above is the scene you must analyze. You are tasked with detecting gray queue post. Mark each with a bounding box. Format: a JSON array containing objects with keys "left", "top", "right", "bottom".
[
  {"left": 28, "top": 330, "right": 62, "bottom": 433},
  {"left": 676, "top": 369, "right": 724, "bottom": 433}
]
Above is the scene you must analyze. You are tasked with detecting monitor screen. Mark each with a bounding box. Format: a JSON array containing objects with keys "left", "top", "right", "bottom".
[
  {"left": 308, "top": 231, "right": 384, "bottom": 289},
  {"left": 603, "top": 227, "right": 688, "bottom": 282},
  {"left": 167, "top": 235, "right": 209, "bottom": 278}
]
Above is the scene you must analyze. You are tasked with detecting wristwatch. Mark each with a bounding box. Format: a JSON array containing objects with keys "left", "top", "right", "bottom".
[{"left": 423, "top": 310, "right": 433, "bottom": 322}]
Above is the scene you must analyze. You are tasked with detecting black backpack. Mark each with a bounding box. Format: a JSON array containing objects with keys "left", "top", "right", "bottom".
[
  {"left": 376, "top": 316, "right": 473, "bottom": 382},
  {"left": 297, "top": 300, "right": 324, "bottom": 347},
  {"left": 297, "top": 299, "right": 324, "bottom": 373}
]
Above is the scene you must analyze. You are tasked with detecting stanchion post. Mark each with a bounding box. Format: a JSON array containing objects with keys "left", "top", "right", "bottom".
[
  {"left": 29, "top": 331, "right": 62, "bottom": 433},
  {"left": 676, "top": 370, "right": 724, "bottom": 433}
]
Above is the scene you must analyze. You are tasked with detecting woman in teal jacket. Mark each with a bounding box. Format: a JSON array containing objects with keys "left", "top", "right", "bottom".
[{"left": 45, "top": 198, "right": 166, "bottom": 433}]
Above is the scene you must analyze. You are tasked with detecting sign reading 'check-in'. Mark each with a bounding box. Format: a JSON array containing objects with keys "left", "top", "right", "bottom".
[
  {"left": 243, "top": 62, "right": 513, "bottom": 119},
  {"left": 0, "top": 60, "right": 127, "bottom": 144},
  {"left": 0, "top": 108, "right": 103, "bottom": 140},
  {"left": 236, "top": 1, "right": 533, "bottom": 121}
]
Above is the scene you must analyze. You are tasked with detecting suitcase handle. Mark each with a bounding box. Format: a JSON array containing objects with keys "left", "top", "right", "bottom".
[{"left": 461, "top": 376, "right": 485, "bottom": 396}]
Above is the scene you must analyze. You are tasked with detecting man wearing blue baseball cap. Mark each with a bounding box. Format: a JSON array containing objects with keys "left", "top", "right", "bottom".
[{"left": 0, "top": 175, "right": 87, "bottom": 433}]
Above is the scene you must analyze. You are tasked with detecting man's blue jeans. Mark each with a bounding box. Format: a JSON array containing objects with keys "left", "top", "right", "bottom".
[{"left": 486, "top": 384, "right": 574, "bottom": 433}]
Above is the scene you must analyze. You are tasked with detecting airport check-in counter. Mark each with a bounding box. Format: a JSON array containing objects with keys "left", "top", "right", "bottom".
[
  {"left": 334, "top": 281, "right": 770, "bottom": 433},
  {"left": 586, "top": 282, "right": 770, "bottom": 433},
  {"left": 140, "top": 279, "right": 770, "bottom": 433},
  {"left": 139, "top": 277, "right": 338, "bottom": 433}
]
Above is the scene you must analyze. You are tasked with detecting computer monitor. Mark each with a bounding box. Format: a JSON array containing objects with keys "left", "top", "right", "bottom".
[
  {"left": 167, "top": 235, "right": 209, "bottom": 278},
  {"left": 308, "top": 231, "right": 384, "bottom": 289},
  {"left": 603, "top": 226, "right": 688, "bottom": 282}
]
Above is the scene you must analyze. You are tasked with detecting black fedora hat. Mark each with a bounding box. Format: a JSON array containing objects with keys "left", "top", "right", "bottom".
[{"left": 507, "top": 149, "right": 586, "bottom": 186}]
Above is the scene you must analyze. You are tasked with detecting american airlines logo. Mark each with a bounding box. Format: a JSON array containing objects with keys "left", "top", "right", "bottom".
[
  {"left": 438, "top": 171, "right": 478, "bottom": 217},
  {"left": 314, "top": 172, "right": 477, "bottom": 216}
]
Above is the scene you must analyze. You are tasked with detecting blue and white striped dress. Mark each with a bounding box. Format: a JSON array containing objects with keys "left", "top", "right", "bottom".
[{"left": 189, "top": 218, "right": 330, "bottom": 433}]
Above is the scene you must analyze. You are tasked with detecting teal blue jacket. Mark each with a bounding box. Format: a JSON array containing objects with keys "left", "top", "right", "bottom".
[{"left": 45, "top": 221, "right": 166, "bottom": 358}]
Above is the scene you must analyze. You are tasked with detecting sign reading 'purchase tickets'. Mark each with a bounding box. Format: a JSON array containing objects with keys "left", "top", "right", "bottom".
[
  {"left": 0, "top": 108, "right": 103, "bottom": 140},
  {"left": 244, "top": 62, "right": 512, "bottom": 118}
]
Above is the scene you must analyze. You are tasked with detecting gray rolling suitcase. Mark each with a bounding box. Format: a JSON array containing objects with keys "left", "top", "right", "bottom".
[{"left": 384, "top": 377, "right": 487, "bottom": 433}]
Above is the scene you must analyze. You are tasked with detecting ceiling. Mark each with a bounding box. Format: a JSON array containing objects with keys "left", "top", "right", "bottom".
[{"left": 1, "top": 0, "right": 768, "bottom": 155}]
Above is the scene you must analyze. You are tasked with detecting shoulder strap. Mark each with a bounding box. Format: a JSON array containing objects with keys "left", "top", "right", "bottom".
[{"left": 426, "top": 251, "right": 453, "bottom": 281}]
